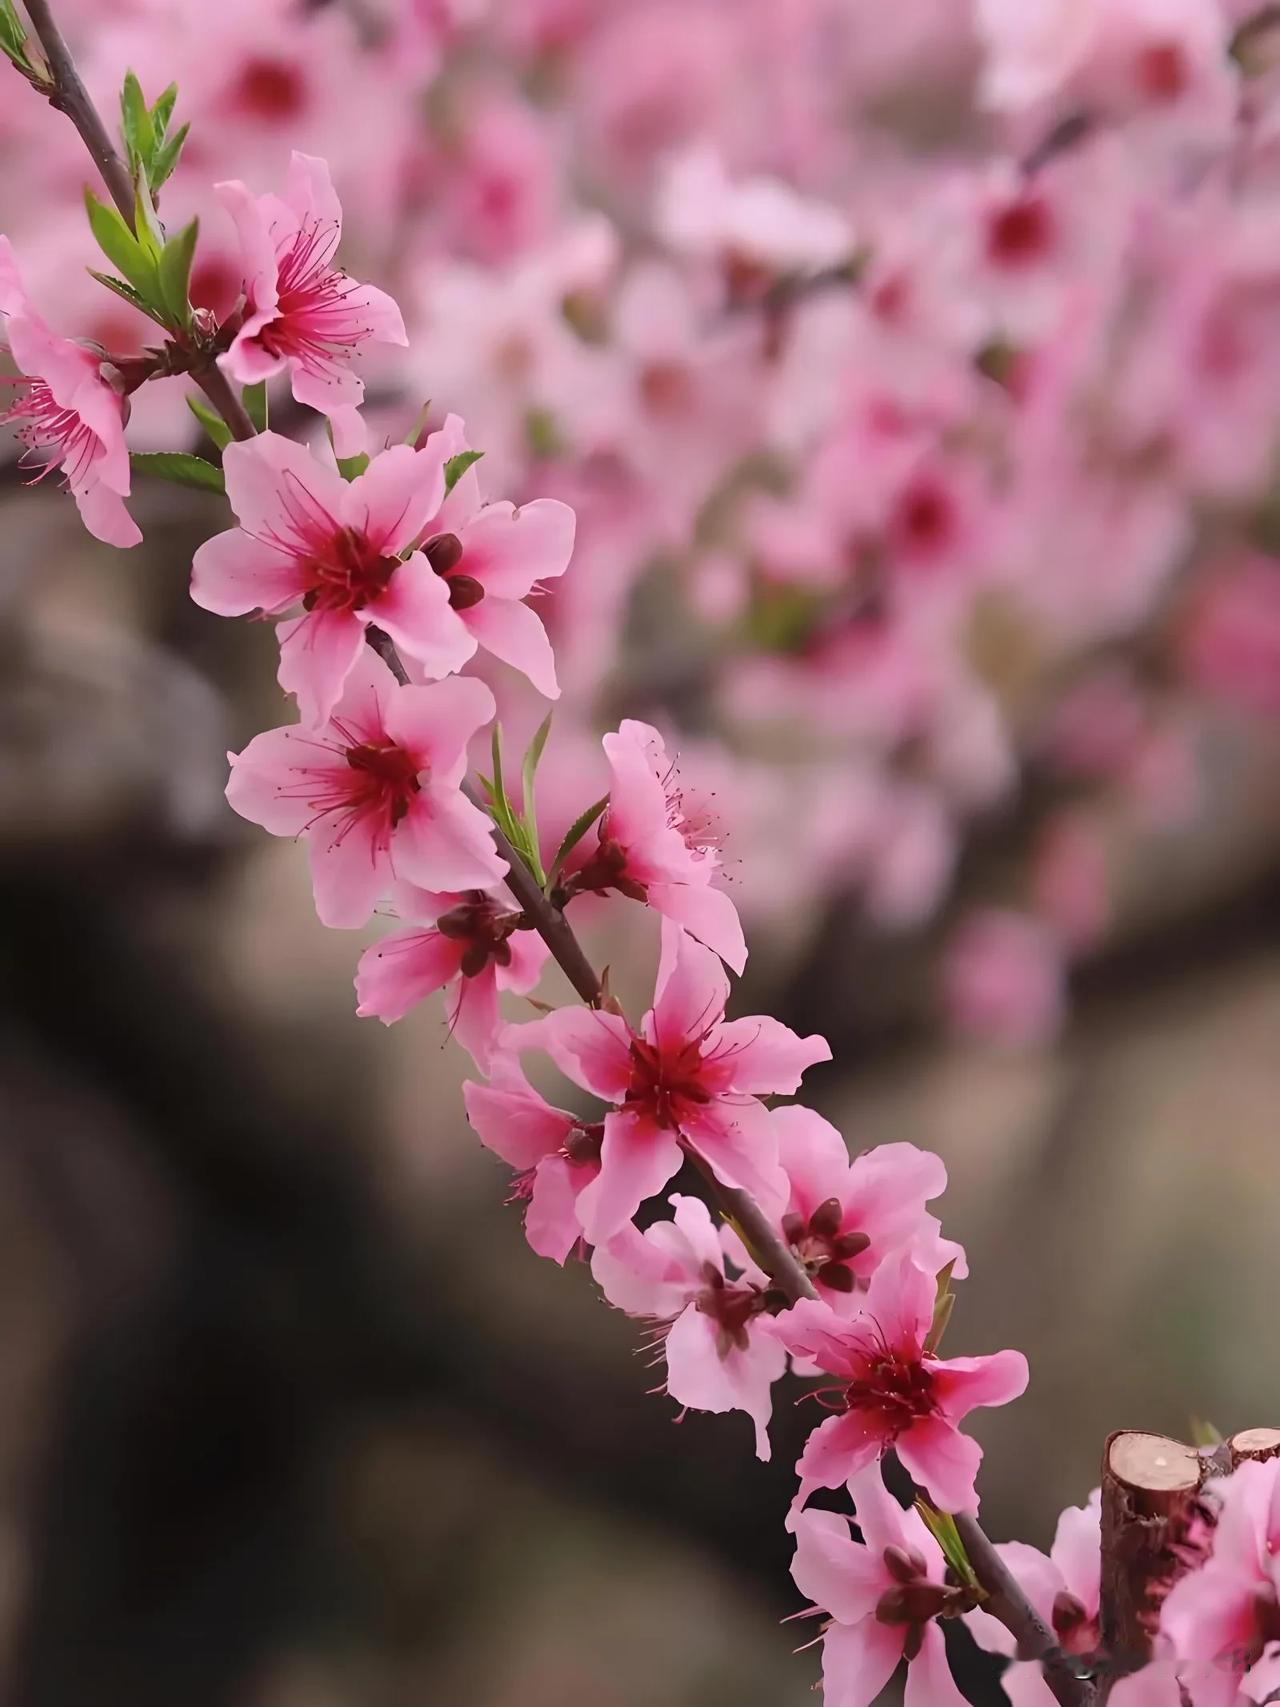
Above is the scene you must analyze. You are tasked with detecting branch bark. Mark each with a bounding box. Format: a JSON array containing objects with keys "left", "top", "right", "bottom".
[
  {"left": 1100, "top": 1431, "right": 1205, "bottom": 1685},
  {"left": 21, "top": 0, "right": 137, "bottom": 225}
]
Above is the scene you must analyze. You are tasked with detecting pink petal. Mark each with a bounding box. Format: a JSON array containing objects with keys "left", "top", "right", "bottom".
[
  {"left": 602, "top": 721, "right": 680, "bottom": 856},
  {"left": 790, "top": 1508, "right": 889, "bottom": 1627},
  {"left": 463, "top": 1073, "right": 574, "bottom": 1170},
  {"left": 497, "top": 928, "right": 549, "bottom": 995},
  {"left": 644, "top": 880, "right": 746, "bottom": 974},
  {"left": 458, "top": 498, "right": 576, "bottom": 600},
  {"left": 290, "top": 358, "right": 365, "bottom": 417},
  {"left": 683, "top": 1100, "right": 788, "bottom": 1220},
  {"left": 664, "top": 1304, "right": 785, "bottom": 1460},
  {"left": 221, "top": 431, "right": 344, "bottom": 537},
  {"left": 341, "top": 278, "right": 408, "bottom": 349},
  {"left": 0, "top": 235, "right": 29, "bottom": 316},
  {"left": 383, "top": 675, "right": 497, "bottom": 778},
  {"left": 651, "top": 922, "right": 729, "bottom": 1047},
  {"left": 308, "top": 809, "right": 388, "bottom": 928},
  {"left": 896, "top": 1415, "right": 984, "bottom": 1515},
  {"left": 526, "top": 1156, "right": 590, "bottom": 1265},
  {"left": 574, "top": 1110, "right": 683, "bottom": 1244},
  {"left": 191, "top": 526, "right": 304, "bottom": 616},
  {"left": 219, "top": 334, "right": 287, "bottom": 388},
  {"left": 591, "top": 1221, "right": 694, "bottom": 1317},
  {"left": 355, "top": 928, "right": 465, "bottom": 1023},
  {"left": 933, "top": 1349, "right": 1030, "bottom": 1422},
  {"left": 284, "top": 151, "right": 342, "bottom": 232},
  {"left": 276, "top": 607, "right": 368, "bottom": 728},
  {"left": 462, "top": 595, "right": 560, "bottom": 698},
  {"left": 74, "top": 481, "right": 142, "bottom": 549},
  {"left": 371, "top": 558, "right": 476, "bottom": 682},
  {"left": 503, "top": 1007, "right": 634, "bottom": 1101},
  {"left": 444, "top": 964, "right": 503, "bottom": 1070},
  {"left": 214, "top": 178, "right": 279, "bottom": 314},
  {"left": 1049, "top": 1491, "right": 1102, "bottom": 1612},
  {"left": 668, "top": 1194, "right": 725, "bottom": 1274},
  {"left": 225, "top": 725, "right": 344, "bottom": 836},
  {"left": 904, "top": 1622, "right": 969, "bottom": 1707},
  {"left": 1107, "top": 1664, "right": 1185, "bottom": 1707},
  {"left": 820, "top": 1617, "right": 904, "bottom": 1707},
  {"left": 344, "top": 442, "right": 446, "bottom": 555},
  {"left": 760, "top": 1296, "right": 862, "bottom": 1376},
  {"left": 861, "top": 1251, "right": 936, "bottom": 1358},
  {"left": 794, "top": 1409, "right": 886, "bottom": 1503},
  {"left": 395, "top": 786, "right": 506, "bottom": 892},
  {"left": 710, "top": 1014, "right": 831, "bottom": 1095}
]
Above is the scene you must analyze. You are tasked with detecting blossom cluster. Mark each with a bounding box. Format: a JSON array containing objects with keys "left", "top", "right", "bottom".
[
  {"left": 4, "top": 0, "right": 1280, "bottom": 1050},
  {"left": 3, "top": 2, "right": 1279, "bottom": 1703}
]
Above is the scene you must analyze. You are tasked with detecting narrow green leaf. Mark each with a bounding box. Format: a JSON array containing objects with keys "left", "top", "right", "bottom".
[
  {"left": 242, "top": 380, "right": 268, "bottom": 432},
  {"left": 1190, "top": 1417, "right": 1224, "bottom": 1449},
  {"left": 84, "top": 190, "right": 158, "bottom": 301},
  {"left": 156, "top": 217, "right": 198, "bottom": 330},
  {"left": 923, "top": 1260, "right": 957, "bottom": 1358},
  {"left": 546, "top": 794, "right": 609, "bottom": 892},
  {"left": 121, "top": 71, "right": 150, "bottom": 177},
  {"left": 87, "top": 268, "right": 169, "bottom": 327},
  {"left": 133, "top": 181, "right": 164, "bottom": 260},
  {"left": 443, "top": 448, "right": 483, "bottom": 495},
  {"left": 403, "top": 401, "right": 431, "bottom": 448},
  {"left": 185, "top": 394, "right": 233, "bottom": 451},
  {"left": 487, "top": 725, "right": 536, "bottom": 870},
  {"left": 0, "top": 0, "right": 32, "bottom": 71},
  {"left": 151, "top": 82, "right": 178, "bottom": 137},
  {"left": 517, "top": 712, "right": 552, "bottom": 886},
  {"left": 150, "top": 121, "right": 189, "bottom": 193},
  {"left": 130, "top": 451, "right": 226, "bottom": 495},
  {"left": 337, "top": 452, "right": 370, "bottom": 481},
  {"left": 914, "top": 1502, "right": 981, "bottom": 1593}
]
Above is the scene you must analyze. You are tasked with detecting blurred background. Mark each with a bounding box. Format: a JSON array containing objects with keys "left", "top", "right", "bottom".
[{"left": 2, "top": 1, "right": 1280, "bottom": 1703}]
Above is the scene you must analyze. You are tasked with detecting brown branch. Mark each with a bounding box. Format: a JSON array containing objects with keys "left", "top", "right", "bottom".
[
  {"left": 956, "top": 1515, "right": 1096, "bottom": 1707},
  {"left": 193, "top": 366, "right": 257, "bottom": 444},
  {"left": 21, "top": 0, "right": 136, "bottom": 224}
]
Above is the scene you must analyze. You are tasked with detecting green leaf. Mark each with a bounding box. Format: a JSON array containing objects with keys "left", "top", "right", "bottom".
[
  {"left": 151, "top": 82, "right": 178, "bottom": 137},
  {"left": 923, "top": 1260, "right": 957, "bottom": 1358},
  {"left": 337, "top": 452, "right": 370, "bottom": 481},
  {"left": 546, "top": 794, "right": 609, "bottom": 892},
  {"left": 185, "top": 393, "right": 233, "bottom": 451},
  {"left": 130, "top": 451, "right": 226, "bottom": 496},
  {"left": 914, "top": 1502, "right": 981, "bottom": 1594},
  {"left": 156, "top": 217, "right": 198, "bottom": 330},
  {"left": 518, "top": 712, "right": 553, "bottom": 886},
  {"left": 151, "top": 121, "right": 189, "bottom": 193},
  {"left": 486, "top": 725, "right": 540, "bottom": 877},
  {"left": 133, "top": 181, "right": 164, "bottom": 260},
  {"left": 87, "top": 268, "right": 170, "bottom": 328},
  {"left": 443, "top": 448, "right": 483, "bottom": 495},
  {"left": 1190, "top": 1417, "right": 1224, "bottom": 1449},
  {"left": 0, "top": 0, "right": 33, "bottom": 72},
  {"left": 121, "top": 71, "right": 150, "bottom": 177},
  {"left": 84, "top": 189, "right": 159, "bottom": 303},
  {"left": 242, "top": 380, "right": 268, "bottom": 432}
]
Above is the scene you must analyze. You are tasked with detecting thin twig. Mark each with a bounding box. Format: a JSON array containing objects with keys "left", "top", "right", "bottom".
[
  {"left": 193, "top": 366, "right": 257, "bottom": 444},
  {"left": 955, "top": 1515, "right": 1096, "bottom": 1707},
  {"left": 21, "top": 0, "right": 136, "bottom": 224}
]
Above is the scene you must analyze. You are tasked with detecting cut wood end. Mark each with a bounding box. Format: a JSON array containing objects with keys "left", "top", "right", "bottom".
[
  {"left": 1230, "top": 1428, "right": 1280, "bottom": 1465},
  {"left": 1107, "top": 1431, "right": 1201, "bottom": 1493}
]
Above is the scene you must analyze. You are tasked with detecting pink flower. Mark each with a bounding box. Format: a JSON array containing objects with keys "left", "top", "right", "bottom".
[
  {"left": 591, "top": 1193, "right": 786, "bottom": 1460},
  {"left": 463, "top": 1060, "right": 601, "bottom": 1264},
  {"left": 789, "top": 1464, "right": 970, "bottom": 1707},
  {"left": 0, "top": 237, "right": 140, "bottom": 549},
  {"left": 1161, "top": 1460, "right": 1280, "bottom": 1707},
  {"left": 763, "top": 1252, "right": 1028, "bottom": 1515},
  {"left": 1183, "top": 554, "right": 1280, "bottom": 718},
  {"left": 412, "top": 424, "right": 576, "bottom": 700},
  {"left": 967, "top": 1491, "right": 1101, "bottom": 1705},
  {"left": 226, "top": 647, "right": 503, "bottom": 927},
  {"left": 503, "top": 923, "right": 829, "bottom": 1244},
  {"left": 768, "top": 1105, "right": 963, "bottom": 1313},
  {"left": 355, "top": 883, "right": 547, "bottom": 1070},
  {"left": 216, "top": 152, "right": 406, "bottom": 427},
  {"left": 942, "top": 907, "right": 1067, "bottom": 1051},
  {"left": 568, "top": 720, "right": 747, "bottom": 975},
  {"left": 191, "top": 430, "right": 473, "bottom": 726}
]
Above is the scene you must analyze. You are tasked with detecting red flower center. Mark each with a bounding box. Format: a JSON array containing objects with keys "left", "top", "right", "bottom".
[
  {"left": 845, "top": 1351, "right": 937, "bottom": 1437},
  {"left": 303, "top": 526, "right": 401, "bottom": 615},
  {"left": 891, "top": 475, "right": 957, "bottom": 563},
  {"left": 343, "top": 740, "right": 421, "bottom": 828},
  {"left": 0, "top": 377, "right": 100, "bottom": 489},
  {"left": 783, "top": 1199, "right": 871, "bottom": 1294},
  {"left": 1135, "top": 40, "right": 1189, "bottom": 103},
  {"left": 435, "top": 893, "right": 522, "bottom": 978},
  {"left": 624, "top": 1035, "right": 712, "bottom": 1131},
  {"left": 695, "top": 1265, "right": 768, "bottom": 1356},
  {"left": 986, "top": 194, "right": 1055, "bottom": 270},
  {"left": 233, "top": 56, "right": 307, "bottom": 122}
]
